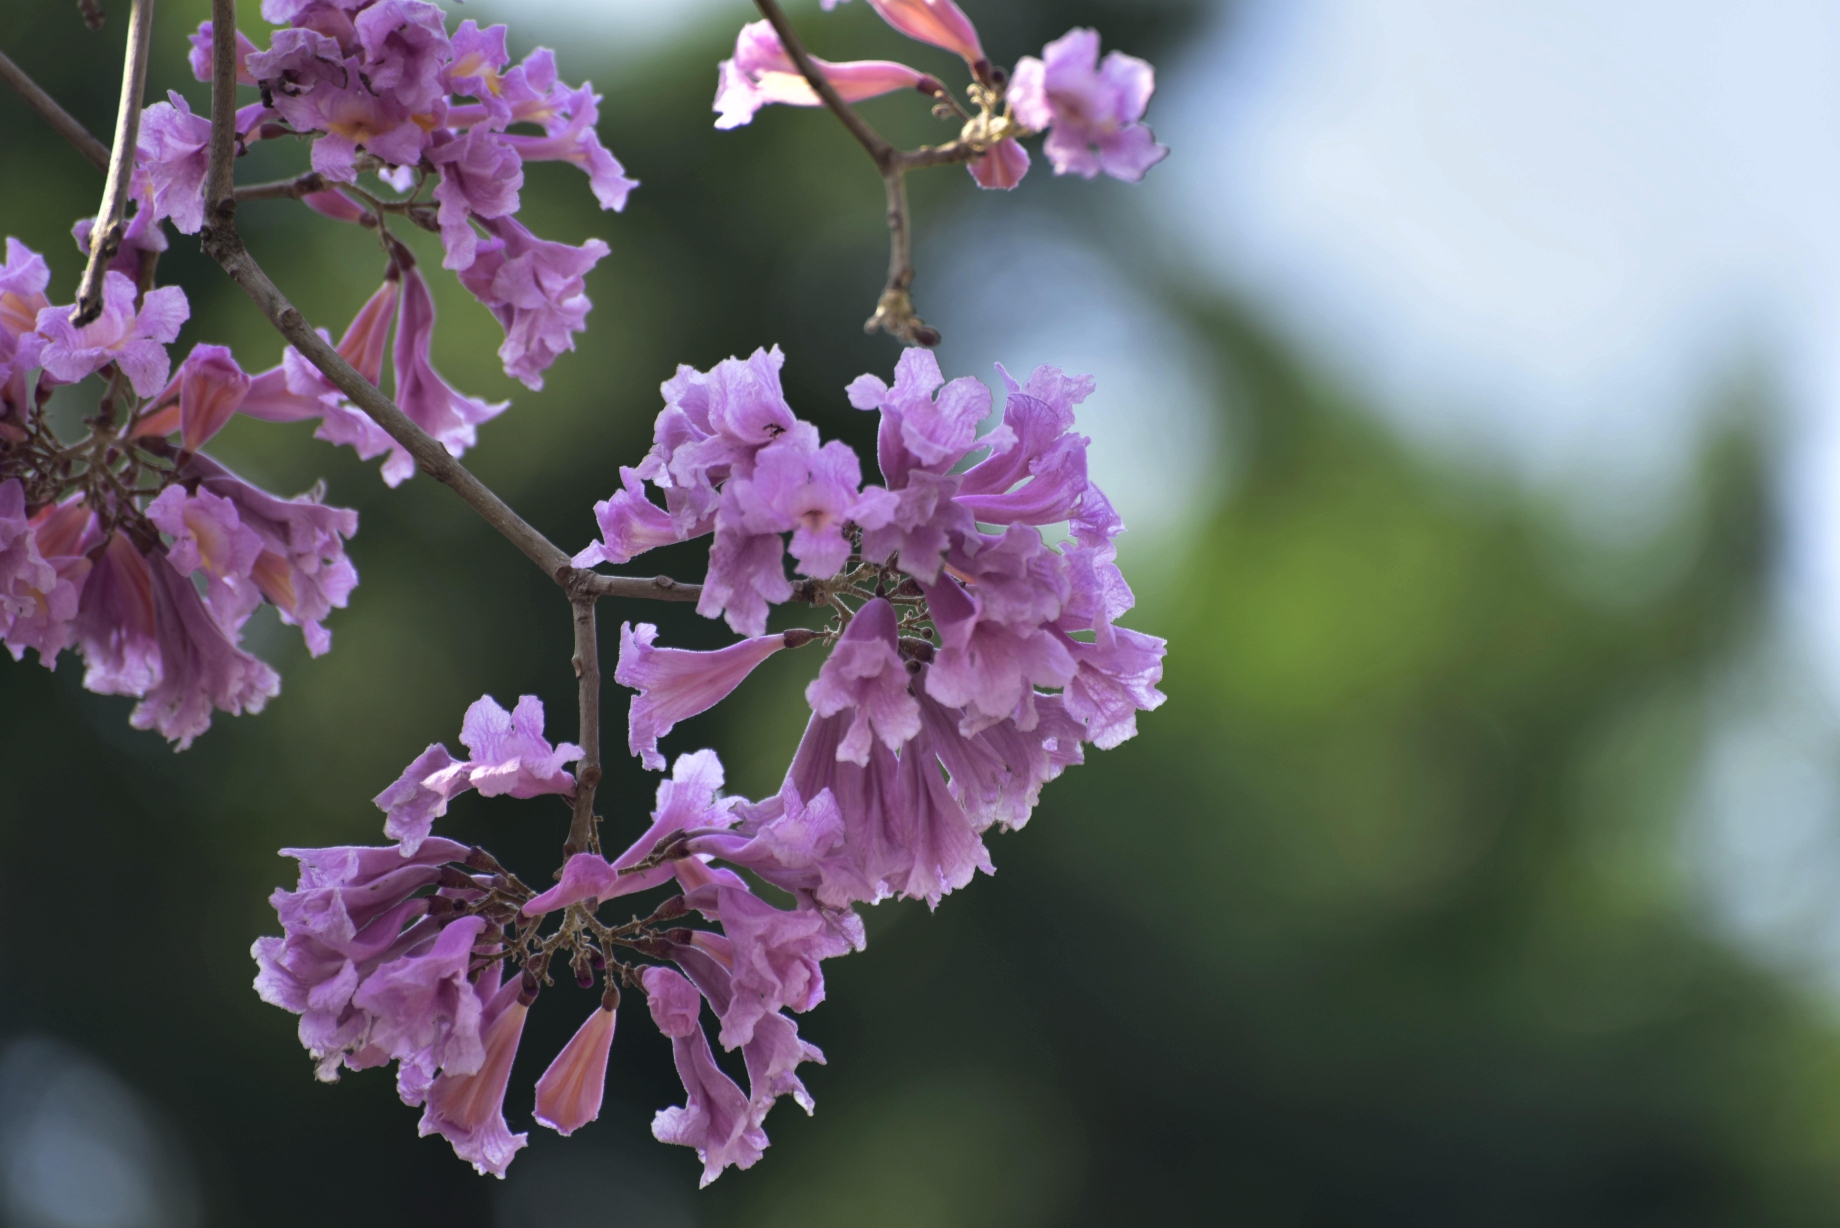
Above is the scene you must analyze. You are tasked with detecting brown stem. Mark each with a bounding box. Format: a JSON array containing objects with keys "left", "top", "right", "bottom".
[
  {"left": 752, "top": 0, "right": 986, "bottom": 346},
  {"left": 0, "top": 47, "right": 111, "bottom": 171},
  {"left": 197, "top": 0, "right": 702, "bottom": 605},
  {"left": 233, "top": 172, "right": 328, "bottom": 202},
  {"left": 71, "top": 0, "right": 154, "bottom": 326},
  {"left": 566, "top": 597, "right": 601, "bottom": 857}
]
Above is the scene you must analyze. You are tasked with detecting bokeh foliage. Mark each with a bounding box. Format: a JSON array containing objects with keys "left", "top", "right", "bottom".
[{"left": 4, "top": 0, "right": 1840, "bottom": 1224}]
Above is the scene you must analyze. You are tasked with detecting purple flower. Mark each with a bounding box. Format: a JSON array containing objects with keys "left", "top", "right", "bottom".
[
  {"left": 643, "top": 966, "right": 766, "bottom": 1187},
  {"left": 968, "top": 137, "right": 1030, "bottom": 190},
  {"left": 429, "top": 127, "right": 523, "bottom": 272},
  {"left": 921, "top": 573, "right": 1075, "bottom": 735},
  {"left": 145, "top": 484, "right": 265, "bottom": 624},
  {"left": 573, "top": 467, "right": 699, "bottom": 569},
  {"left": 72, "top": 532, "right": 160, "bottom": 699},
  {"left": 854, "top": 469, "right": 972, "bottom": 584},
  {"left": 172, "top": 343, "right": 251, "bottom": 451},
  {"left": 443, "top": 21, "right": 512, "bottom": 128},
  {"left": 698, "top": 502, "right": 792, "bottom": 639},
  {"left": 890, "top": 714, "right": 992, "bottom": 906},
  {"left": 134, "top": 552, "right": 281, "bottom": 749},
  {"left": 534, "top": 1003, "right": 616, "bottom": 1137},
  {"left": 374, "top": 694, "right": 581, "bottom": 853},
  {"left": 1055, "top": 625, "right": 1166, "bottom": 750},
  {"left": 500, "top": 82, "right": 637, "bottom": 212},
  {"left": 732, "top": 429, "right": 866, "bottom": 579},
  {"left": 393, "top": 263, "right": 507, "bottom": 463},
  {"left": 135, "top": 92, "right": 213, "bottom": 234},
  {"left": 70, "top": 201, "right": 169, "bottom": 286},
  {"left": 187, "top": 20, "right": 258, "bottom": 85},
  {"left": 455, "top": 215, "right": 608, "bottom": 390},
  {"left": 714, "top": 20, "right": 933, "bottom": 131},
  {"left": 805, "top": 598, "right": 920, "bottom": 766},
  {"left": 0, "top": 238, "right": 51, "bottom": 376},
  {"left": 685, "top": 785, "right": 848, "bottom": 890},
  {"left": 946, "top": 525, "right": 1069, "bottom": 627},
  {"left": 615, "top": 621, "right": 789, "bottom": 771},
  {"left": 0, "top": 481, "right": 80, "bottom": 666},
  {"left": 34, "top": 273, "right": 189, "bottom": 397},
  {"left": 956, "top": 362, "right": 1096, "bottom": 526},
  {"left": 774, "top": 709, "right": 915, "bottom": 907},
  {"left": 348, "top": 915, "right": 491, "bottom": 1095},
  {"left": 353, "top": 0, "right": 453, "bottom": 113},
  {"left": 245, "top": 27, "right": 348, "bottom": 98},
  {"left": 846, "top": 347, "right": 1001, "bottom": 482},
  {"left": 420, "top": 977, "right": 532, "bottom": 1178},
  {"left": 184, "top": 452, "right": 360, "bottom": 656},
  {"left": 913, "top": 669, "right": 1085, "bottom": 831},
  {"left": 525, "top": 749, "right": 735, "bottom": 916},
  {"left": 680, "top": 879, "right": 853, "bottom": 1049},
  {"left": 273, "top": 69, "right": 430, "bottom": 183},
  {"left": 1009, "top": 29, "right": 1169, "bottom": 183}
]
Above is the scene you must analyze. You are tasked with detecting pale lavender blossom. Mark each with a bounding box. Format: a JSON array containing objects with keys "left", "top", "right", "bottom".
[
  {"left": 245, "top": 27, "right": 348, "bottom": 99},
  {"left": 172, "top": 343, "right": 251, "bottom": 451},
  {"left": 698, "top": 504, "right": 792, "bottom": 638},
  {"left": 732, "top": 429, "right": 866, "bottom": 579},
  {"left": 5, "top": 497, "right": 95, "bottom": 666},
  {"left": 968, "top": 137, "right": 1030, "bottom": 190},
  {"left": 72, "top": 533, "right": 159, "bottom": 700},
  {"left": 456, "top": 215, "right": 608, "bottom": 390},
  {"left": 913, "top": 670, "right": 1084, "bottom": 831},
  {"left": 71, "top": 202, "right": 168, "bottom": 283},
  {"left": 420, "top": 977, "right": 532, "bottom": 1178},
  {"left": 890, "top": 714, "right": 992, "bottom": 906},
  {"left": 642, "top": 347, "right": 799, "bottom": 510},
  {"left": 185, "top": 452, "right": 359, "bottom": 656},
  {"left": 644, "top": 966, "right": 766, "bottom": 1186},
  {"left": 921, "top": 573, "right": 1075, "bottom": 735},
  {"left": 615, "top": 621, "right": 789, "bottom": 770},
  {"left": 146, "top": 485, "right": 264, "bottom": 624},
  {"left": 775, "top": 708, "right": 915, "bottom": 907},
  {"left": 135, "top": 92, "right": 213, "bottom": 234},
  {"left": 393, "top": 264, "right": 507, "bottom": 462},
  {"left": 271, "top": 69, "right": 430, "bottom": 183},
  {"left": 945, "top": 525, "right": 1070, "bottom": 628},
  {"left": 853, "top": 469, "right": 972, "bottom": 584},
  {"left": 0, "top": 238, "right": 51, "bottom": 382},
  {"left": 187, "top": 20, "right": 257, "bottom": 85},
  {"left": 684, "top": 785, "right": 847, "bottom": 891},
  {"left": 573, "top": 467, "right": 699, "bottom": 569},
  {"left": 1055, "top": 624, "right": 1166, "bottom": 750},
  {"left": 845, "top": 347, "right": 1001, "bottom": 480},
  {"left": 956, "top": 362, "right": 1096, "bottom": 526},
  {"left": 1009, "top": 29, "right": 1168, "bottom": 182},
  {"left": 679, "top": 878, "right": 854, "bottom": 1048},
  {"left": 375, "top": 694, "right": 581, "bottom": 853},
  {"left": 501, "top": 82, "right": 637, "bottom": 212},
  {"left": 353, "top": 0, "right": 453, "bottom": 113},
  {"left": 714, "top": 20, "right": 933, "bottom": 131},
  {"left": 348, "top": 915, "right": 491, "bottom": 1095},
  {"left": 0, "top": 480, "right": 68, "bottom": 662},
  {"left": 443, "top": 21, "right": 512, "bottom": 128},
  {"left": 804, "top": 598, "right": 920, "bottom": 765},
  {"left": 34, "top": 273, "right": 189, "bottom": 397},
  {"left": 134, "top": 553, "right": 281, "bottom": 749},
  {"left": 429, "top": 127, "right": 523, "bottom": 272},
  {"left": 534, "top": 1003, "right": 615, "bottom": 1136}
]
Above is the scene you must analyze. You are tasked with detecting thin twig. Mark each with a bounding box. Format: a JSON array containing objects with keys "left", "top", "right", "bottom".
[
  {"left": 197, "top": 0, "right": 702, "bottom": 607},
  {"left": 752, "top": 0, "right": 986, "bottom": 345},
  {"left": 233, "top": 172, "right": 327, "bottom": 202},
  {"left": 566, "top": 598, "right": 601, "bottom": 857},
  {"left": 0, "top": 47, "right": 111, "bottom": 171},
  {"left": 72, "top": 0, "right": 154, "bottom": 325}
]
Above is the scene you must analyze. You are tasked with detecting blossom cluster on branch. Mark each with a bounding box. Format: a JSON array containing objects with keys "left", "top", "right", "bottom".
[{"left": 0, "top": 0, "right": 1169, "bottom": 1188}]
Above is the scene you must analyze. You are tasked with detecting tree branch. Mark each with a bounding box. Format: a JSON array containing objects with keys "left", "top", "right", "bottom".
[
  {"left": 197, "top": 0, "right": 702, "bottom": 608},
  {"left": 566, "top": 597, "right": 601, "bottom": 857},
  {"left": 71, "top": 0, "right": 153, "bottom": 325},
  {"left": 0, "top": 47, "right": 111, "bottom": 171},
  {"left": 233, "top": 171, "right": 327, "bottom": 202},
  {"left": 751, "top": 0, "right": 985, "bottom": 346}
]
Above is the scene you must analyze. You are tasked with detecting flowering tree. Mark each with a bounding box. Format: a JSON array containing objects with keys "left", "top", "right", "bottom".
[{"left": 0, "top": 0, "right": 1167, "bottom": 1184}]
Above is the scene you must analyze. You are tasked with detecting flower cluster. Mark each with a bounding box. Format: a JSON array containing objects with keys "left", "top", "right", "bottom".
[
  {"left": 256, "top": 344, "right": 1164, "bottom": 1181},
  {"left": 0, "top": 239, "right": 357, "bottom": 748},
  {"left": 717, "top": 1, "right": 1167, "bottom": 190}
]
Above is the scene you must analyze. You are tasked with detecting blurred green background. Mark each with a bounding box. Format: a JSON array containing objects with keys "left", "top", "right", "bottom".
[{"left": 5, "top": 0, "right": 1840, "bottom": 1224}]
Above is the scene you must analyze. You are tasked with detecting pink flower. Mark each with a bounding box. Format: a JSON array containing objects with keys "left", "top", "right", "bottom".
[
  {"left": 34, "top": 272, "right": 189, "bottom": 397},
  {"left": 171, "top": 343, "right": 251, "bottom": 451},
  {"left": 443, "top": 21, "right": 512, "bottom": 128},
  {"left": 429, "top": 127, "right": 523, "bottom": 272},
  {"left": 714, "top": 20, "right": 933, "bottom": 131},
  {"left": 846, "top": 347, "right": 1004, "bottom": 483},
  {"left": 827, "top": 0, "right": 987, "bottom": 73},
  {"left": 420, "top": 977, "right": 532, "bottom": 1178},
  {"left": 374, "top": 694, "right": 582, "bottom": 853},
  {"left": 804, "top": 598, "right": 921, "bottom": 766},
  {"left": 968, "top": 137, "right": 1030, "bottom": 190},
  {"left": 732, "top": 428, "right": 868, "bottom": 579},
  {"left": 72, "top": 532, "right": 159, "bottom": 698},
  {"left": 187, "top": 20, "right": 257, "bottom": 85},
  {"left": 920, "top": 572, "right": 1074, "bottom": 735},
  {"left": 643, "top": 966, "right": 766, "bottom": 1187},
  {"left": 0, "top": 480, "right": 83, "bottom": 666},
  {"left": 353, "top": 0, "right": 453, "bottom": 114},
  {"left": 501, "top": 82, "right": 637, "bottom": 212},
  {"left": 145, "top": 484, "right": 264, "bottom": 623},
  {"left": 1009, "top": 29, "right": 1168, "bottom": 182},
  {"left": 533, "top": 1002, "right": 616, "bottom": 1136},
  {"left": 574, "top": 467, "right": 698, "bottom": 568},
  {"left": 615, "top": 621, "right": 789, "bottom": 771},
  {"left": 135, "top": 92, "right": 213, "bottom": 234},
  {"left": 456, "top": 215, "right": 608, "bottom": 391},
  {"left": 133, "top": 552, "right": 281, "bottom": 749},
  {"left": 392, "top": 263, "right": 507, "bottom": 466}
]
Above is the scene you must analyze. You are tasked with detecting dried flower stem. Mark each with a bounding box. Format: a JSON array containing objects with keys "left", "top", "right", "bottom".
[
  {"left": 0, "top": 47, "right": 111, "bottom": 171},
  {"left": 567, "top": 596, "right": 601, "bottom": 858},
  {"left": 71, "top": 0, "right": 154, "bottom": 325},
  {"left": 752, "top": 0, "right": 979, "bottom": 346}
]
